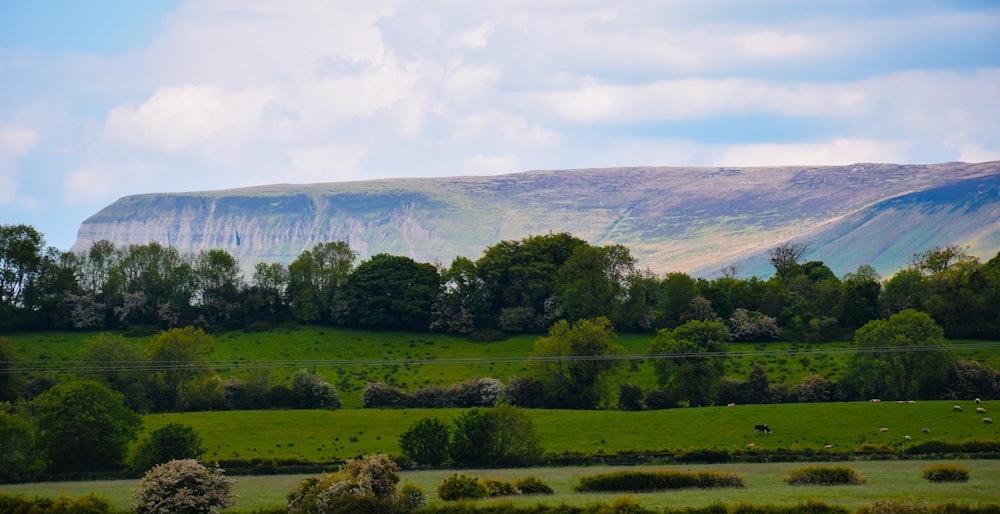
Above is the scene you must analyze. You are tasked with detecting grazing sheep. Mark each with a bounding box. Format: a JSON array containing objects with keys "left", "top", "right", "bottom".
[
  {"left": 904, "top": 435, "right": 912, "bottom": 441},
  {"left": 953, "top": 405, "right": 963, "bottom": 412},
  {"left": 907, "top": 400, "right": 916, "bottom": 404},
  {"left": 727, "top": 403, "right": 736, "bottom": 407},
  {"left": 746, "top": 443, "right": 755, "bottom": 448},
  {"left": 870, "top": 399, "right": 881, "bottom": 403},
  {"left": 824, "top": 444, "right": 833, "bottom": 449},
  {"left": 922, "top": 427, "right": 931, "bottom": 433},
  {"left": 880, "top": 427, "right": 889, "bottom": 432},
  {"left": 976, "top": 398, "right": 981, "bottom": 404},
  {"left": 977, "top": 407, "right": 987, "bottom": 414},
  {"left": 984, "top": 418, "right": 993, "bottom": 424}
]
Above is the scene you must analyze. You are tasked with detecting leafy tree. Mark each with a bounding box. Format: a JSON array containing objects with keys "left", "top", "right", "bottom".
[
  {"left": 291, "top": 369, "right": 340, "bottom": 409},
  {"left": 345, "top": 253, "right": 440, "bottom": 330},
  {"left": 649, "top": 319, "right": 730, "bottom": 407},
  {"left": 430, "top": 256, "right": 491, "bottom": 334},
  {"left": 145, "top": 327, "right": 215, "bottom": 411},
  {"left": 742, "top": 363, "right": 770, "bottom": 404},
  {"left": 529, "top": 317, "right": 625, "bottom": 408},
  {"left": 880, "top": 268, "right": 927, "bottom": 315},
  {"left": 450, "top": 405, "right": 543, "bottom": 468},
  {"left": 129, "top": 423, "right": 206, "bottom": 473},
  {"left": 839, "top": 264, "right": 881, "bottom": 329},
  {"left": 192, "top": 249, "right": 244, "bottom": 326},
  {"left": 33, "top": 380, "right": 142, "bottom": 472},
  {"left": 913, "top": 246, "right": 988, "bottom": 338},
  {"left": 796, "top": 374, "right": 832, "bottom": 403},
  {"left": 399, "top": 417, "right": 451, "bottom": 467},
  {"left": 133, "top": 459, "right": 237, "bottom": 514},
  {"left": 0, "top": 224, "right": 44, "bottom": 312},
  {"left": 847, "top": 309, "right": 952, "bottom": 400},
  {"left": 618, "top": 383, "right": 644, "bottom": 411},
  {"left": 84, "top": 333, "right": 151, "bottom": 412},
  {"left": 556, "top": 244, "right": 637, "bottom": 326},
  {"left": 657, "top": 272, "right": 699, "bottom": 328},
  {"left": 943, "top": 359, "right": 1000, "bottom": 401},
  {"left": 0, "top": 408, "right": 44, "bottom": 482},
  {"left": 768, "top": 242, "right": 809, "bottom": 279},
  {"left": 287, "top": 241, "right": 355, "bottom": 324},
  {"left": 245, "top": 261, "right": 291, "bottom": 323},
  {"left": 108, "top": 242, "right": 194, "bottom": 327},
  {"left": 0, "top": 337, "right": 25, "bottom": 402}
]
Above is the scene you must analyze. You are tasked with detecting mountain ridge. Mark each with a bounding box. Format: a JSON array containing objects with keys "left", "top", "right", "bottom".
[{"left": 73, "top": 161, "right": 1000, "bottom": 278}]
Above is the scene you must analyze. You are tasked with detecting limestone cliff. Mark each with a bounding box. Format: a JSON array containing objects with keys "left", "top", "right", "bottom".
[{"left": 73, "top": 162, "right": 1000, "bottom": 277}]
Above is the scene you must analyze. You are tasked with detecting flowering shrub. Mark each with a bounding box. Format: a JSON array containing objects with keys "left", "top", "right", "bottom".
[
  {"left": 291, "top": 369, "right": 340, "bottom": 409},
  {"left": 132, "top": 459, "right": 237, "bottom": 514},
  {"left": 287, "top": 454, "right": 402, "bottom": 514},
  {"left": 360, "top": 382, "right": 408, "bottom": 408}
]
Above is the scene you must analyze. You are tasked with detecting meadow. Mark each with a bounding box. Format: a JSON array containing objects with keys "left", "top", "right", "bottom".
[
  {"left": 2, "top": 460, "right": 998, "bottom": 512},
  {"left": 10, "top": 326, "right": 1000, "bottom": 409}
]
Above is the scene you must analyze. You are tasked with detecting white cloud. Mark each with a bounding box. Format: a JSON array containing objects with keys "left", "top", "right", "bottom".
[
  {"left": 708, "top": 139, "right": 911, "bottom": 167},
  {"left": 450, "top": 23, "right": 495, "bottom": 50},
  {"left": 0, "top": 126, "right": 39, "bottom": 204},
  {"left": 286, "top": 143, "right": 368, "bottom": 183},
  {"left": 735, "top": 30, "right": 825, "bottom": 59},
  {"left": 461, "top": 153, "right": 520, "bottom": 174}
]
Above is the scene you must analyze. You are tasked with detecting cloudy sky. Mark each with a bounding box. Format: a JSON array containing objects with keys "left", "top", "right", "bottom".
[{"left": 2, "top": 1, "right": 999, "bottom": 250}]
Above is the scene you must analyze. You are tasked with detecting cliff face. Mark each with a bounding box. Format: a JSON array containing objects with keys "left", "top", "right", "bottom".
[{"left": 73, "top": 162, "right": 1000, "bottom": 277}]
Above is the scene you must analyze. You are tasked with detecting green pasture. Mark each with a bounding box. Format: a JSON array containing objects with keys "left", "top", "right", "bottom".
[
  {"left": 136, "top": 401, "right": 999, "bottom": 463},
  {"left": 2, "top": 460, "right": 998, "bottom": 513},
  {"left": 9, "top": 327, "right": 1000, "bottom": 408}
]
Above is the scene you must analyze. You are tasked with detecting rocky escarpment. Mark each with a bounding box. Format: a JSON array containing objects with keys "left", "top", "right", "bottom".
[{"left": 73, "top": 161, "right": 1000, "bottom": 277}]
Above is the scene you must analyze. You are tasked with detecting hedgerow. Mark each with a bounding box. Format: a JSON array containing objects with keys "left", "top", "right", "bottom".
[
  {"left": 921, "top": 464, "right": 970, "bottom": 482},
  {"left": 574, "top": 470, "right": 745, "bottom": 492},
  {"left": 784, "top": 466, "right": 865, "bottom": 486}
]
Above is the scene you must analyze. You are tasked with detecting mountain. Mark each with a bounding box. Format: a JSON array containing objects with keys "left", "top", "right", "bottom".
[{"left": 73, "top": 161, "right": 1000, "bottom": 278}]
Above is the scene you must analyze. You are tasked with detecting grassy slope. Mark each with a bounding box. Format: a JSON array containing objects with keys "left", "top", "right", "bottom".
[{"left": 137, "top": 401, "right": 1000, "bottom": 463}]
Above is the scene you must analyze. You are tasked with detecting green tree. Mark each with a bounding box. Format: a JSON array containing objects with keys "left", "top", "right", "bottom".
[
  {"left": 430, "top": 256, "right": 491, "bottom": 334},
  {"left": 450, "top": 405, "right": 543, "bottom": 468},
  {"left": 108, "top": 242, "right": 194, "bottom": 327},
  {"left": 145, "top": 327, "right": 215, "bottom": 411},
  {"left": 0, "top": 224, "right": 44, "bottom": 312},
  {"left": 84, "top": 333, "right": 151, "bottom": 412},
  {"left": 847, "top": 309, "right": 952, "bottom": 400},
  {"left": 0, "top": 337, "right": 26, "bottom": 402},
  {"left": 287, "top": 241, "right": 355, "bottom": 323},
  {"left": 33, "top": 380, "right": 142, "bottom": 472},
  {"left": 0, "top": 408, "right": 44, "bottom": 482},
  {"left": 649, "top": 319, "right": 730, "bottom": 407},
  {"left": 839, "top": 264, "right": 882, "bottom": 329},
  {"left": 192, "top": 249, "right": 244, "bottom": 326},
  {"left": 556, "top": 244, "right": 638, "bottom": 326},
  {"left": 399, "top": 417, "right": 451, "bottom": 467},
  {"left": 129, "top": 423, "right": 206, "bottom": 473},
  {"left": 529, "top": 317, "right": 625, "bottom": 408},
  {"left": 345, "top": 253, "right": 440, "bottom": 330},
  {"left": 291, "top": 369, "right": 341, "bottom": 409},
  {"left": 133, "top": 459, "right": 237, "bottom": 514}
]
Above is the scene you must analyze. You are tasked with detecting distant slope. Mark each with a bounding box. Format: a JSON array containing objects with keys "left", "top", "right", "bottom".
[{"left": 73, "top": 161, "right": 1000, "bottom": 278}]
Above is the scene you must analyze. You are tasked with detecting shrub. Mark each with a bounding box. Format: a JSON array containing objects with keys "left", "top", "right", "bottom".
[
  {"left": 287, "top": 454, "right": 401, "bottom": 514},
  {"left": 132, "top": 459, "right": 237, "bottom": 514},
  {"left": 856, "top": 499, "right": 931, "bottom": 514},
  {"left": 437, "top": 474, "right": 488, "bottom": 501},
  {"left": 785, "top": 466, "right": 865, "bottom": 486},
  {"left": 398, "top": 482, "right": 427, "bottom": 509},
  {"left": 450, "top": 405, "right": 543, "bottom": 468},
  {"left": 575, "top": 470, "right": 745, "bottom": 492},
  {"left": 291, "top": 369, "right": 340, "bottom": 409},
  {"left": 618, "top": 383, "right": 644, "bottom": 411},
  {"left": 360, "top": 382, "right": 409, "bottom": 408},
  {"left": 513, "top": 476, "right": 554, "bottom": 495},
  {"left": 399, "top": 417, "right": 451, "bottom": 467},
  {"left": 921, "top": 464, "right": 970, "bottom": 482},
  {"left": 0, "top": 493, "right": 120, "bottom": 514},
  {"left": 129, "top": 423, "right": 206, "bottom": 474},
  {"left": 482, "top": 478, "right": 518, "bottom": 497}
]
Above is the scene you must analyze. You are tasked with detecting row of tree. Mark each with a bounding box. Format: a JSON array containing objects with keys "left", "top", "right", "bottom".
[{"left": 3, "top": 224, "right": 1000, "bottom": 339}]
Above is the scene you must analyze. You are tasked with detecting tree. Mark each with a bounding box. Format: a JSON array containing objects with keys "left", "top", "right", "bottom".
[
  {"left": 33, "top": 380, "right": 142, "bottom": 472},
  {"left": 84, "top": 333, "right": 151, "bottom": 412},
  {"left": 399, "top": 417, "right": 451, "bottom": 467},
  {"left": 649, "top": 320, "right": 730, "bottom": 407},
  {"left": 287, "top": 454, "right": 402, "bottom": 514},
  {"left": 129, "top": 423, "right": 206, "bottom": 473},
  {"left": 796, "top": 374, "right": 831, "bottom": 403},
  {"left": 0, "top": 409, "right": 44, "bottom": 482},
  {"left": 431, "top": 256, "right": 491, "bottom": 334},
  {"left": 742, "top": 363, "right": 770, "bottom": 404},
  {"left": 287, "top": 241, "right": 355, "bottom": 323},
  {"left": 132, "top": 459, "right": 237, "bottom": 514},
  {"left": 847, "top": 309, "right": 952, "bottom": 400},
  {"left": 291, "top": 369, "right": 341, "bottom": 409},
  {"left": 529, "top": 317, "right": 626, "bottom": 408},
  {"left": 192, "top": 249, "right": 244, "bottom": 326},
  {"left": 0, "top": 224, "right": 45, "bottom": 312},
  {"left": 145, "top": 327, "right": 215, "bottom": 411},
  {"left": 0, "top": 337, "right": 26, "bottom": 402},
  {"left": 345, "top": 253, "right": 440, "bottom": 330},
  {"left": 556, "top": 244, "right": 637, "bottom": 326},
  {"left": 768, "top": 242, "right": 809, "bottom": 279},
  {"left": 450, "top": 405, "right": 543, "bottom": 468},
  {"left": 839, "top": 264, "right": 881, "bottom": 329},
  {"left": 108, "top": 242, "right": 194, "bottom": 327}
]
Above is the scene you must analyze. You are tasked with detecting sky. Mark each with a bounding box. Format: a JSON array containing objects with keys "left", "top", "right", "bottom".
[{"left": 1, "top": 1, "right": 999, "bottom": 251}]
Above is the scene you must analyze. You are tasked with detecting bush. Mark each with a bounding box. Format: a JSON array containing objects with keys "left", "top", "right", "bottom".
[
  {"left": 360, "top": 382, "right": 409, "bottom": 408},
  {"left": 437, "top": 474, "right": 488, "bottom": 501},
  {"left": 287, "top": 454, "right": 401, "bottom": 514},
  {"left": 398, "top": 417, "right": 451, "bottom": 467},
  {"left": 921, "top": 464, "right": 970, "bottom": 482},
  {"left": 450, "top": 405, "right": 543, "bottom": 468},
  {"left": 618, "top": 383, "right": 644, "bottom": 411},
  {"left": 291, "top": 369, "right": 340, "bottom": 409},
  {"left": 132, "top": 459, "right": 237, "bottom": 514},
  {"left": 481, "top": 478, "right": 518, "bottom": 497},
  {"left": 0, "top": 493, "right": 120, "bottom": 514},
  {"left": 128, "top": 423, "right": 206, "bottom": 474},
  {"left": 575, "top": 470, "right": 745, "bottom": 492},
  {"left": 513, "top": 476, "right": 554, "bottom": 495},
  {"left": 398, "top": 482, "right": 427, "bottom": 509},
  {"left": 785, "top": 466, "right": 865, "bottom": 486}
]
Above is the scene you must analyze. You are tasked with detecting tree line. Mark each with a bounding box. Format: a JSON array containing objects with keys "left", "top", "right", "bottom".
[{"left": 3, "top": 223, "right": 1000, "bottom": 341}]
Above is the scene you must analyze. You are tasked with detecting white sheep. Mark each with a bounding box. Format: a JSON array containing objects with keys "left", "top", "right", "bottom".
[
  {"left": 746, "top": 443, "right": 756, "bottom": 448},
  {"left": 904, "top": 435, "right": 912, "bottom": 441},
  {"left": 870, "top": 399, "right": 881, "bottom": 403},
  {"left": 880, "top": 427, "right": 889, "bottom": 432},
  {"left": 823, "top": 444, "right": 833, "bottom": 449},
  {"left": 977, "top": 407, "right": 986, "bottom": 414},
  {"left": 922, "top": 427, "right": 931, "bottom": 433},
  {"left": 984, "top": 418, "right": 993, "bottom": 424},
  {"left": 975, "top": 398, "right": 981, "bottom": 404},
  {"left": 727, "top": 403, "right": 736, "bottom": 407},
  {"left": 953, "top": 405, "right": 963, "bottom": 412}
]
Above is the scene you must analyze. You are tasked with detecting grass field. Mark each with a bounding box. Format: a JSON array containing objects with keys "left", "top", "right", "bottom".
[
  {"left": 130, "top": 401, "right": 999, "bottom": 463},
  {"left": 2, "top": 460, "right": 998, "bottom": 512},
  {"left": 9, "top": 327, "right": 1000, "bottom": 409}
]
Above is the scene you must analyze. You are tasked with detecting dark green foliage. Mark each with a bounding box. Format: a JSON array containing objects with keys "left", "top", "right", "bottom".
[
  {"left": 0, "top": 493, "right": 121, "bottom": 514},
  {"left": 649, "top": 320, "right": 730, "bottom": 407},
  {"left": 513, "top": 476, "right": 554, "bottom": 495},
  {"left": 399, "top": 417, "right": 451, "bottom": 467},
  {"left": 346, "top": 253, "right": 440, "bottom": 330},
  {"left": 0, "top": 409, "right": 44, "bottom": 482},
  {"left": 32, "top": 380, "right": 142, "bottom": 473},
  {"left": 290, "top": 369, "right": 340, "bottom": 409},
  {"left": 784, "top": 466, "right": 865, "bottom": 486},
  {"left": 481, "top": 478, "right": 518, "bottom": 497},
  {"left": 437, "top": 474, "right": 488, "bottom": 501},
  {"left": 0, "top": 337, "right": 26, "bottom": 401},
  {"left": 921, "top": 464, "right": 970, "bottom": 482},
  {"left": 529, "top": 317, "right": 626, "bottom": 408},
  {"left": 574, "top": 470, "right": 745, "bottom": 492},
  {"left": 450, "top": 405, "right": 543, "bottom": 468},
  {"left": 618, "top": 383, "right": 644, "bottom": 410},
  {"left": 128, "top": 423, "right": 205, "bottom": 474}
]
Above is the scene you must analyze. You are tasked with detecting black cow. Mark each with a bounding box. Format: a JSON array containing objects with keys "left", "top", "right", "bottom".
[{"left": 754, "top": 424, "right": 771, "bottom": 434}]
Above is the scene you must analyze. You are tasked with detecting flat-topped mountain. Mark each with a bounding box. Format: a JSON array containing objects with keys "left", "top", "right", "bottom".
[{"left": 73, "top": 161, "right": 1000, "bottom": 278}]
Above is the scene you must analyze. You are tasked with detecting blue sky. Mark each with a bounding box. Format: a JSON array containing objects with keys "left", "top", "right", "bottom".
[{"left": 1, "top": 0, "right": 999, "bottom": 250}]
